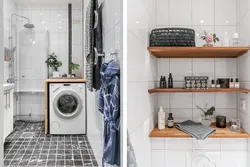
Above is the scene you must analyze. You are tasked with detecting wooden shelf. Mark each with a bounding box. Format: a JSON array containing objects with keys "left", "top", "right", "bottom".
[
  {"left": 148, "top": 88, "right": 250, "bottom": 94},
  {"left": 149, "top": 124, "right": 250, "bottom": 138},
  {"left": 148, "top": 47, "right": 250, "bottom": 58}
]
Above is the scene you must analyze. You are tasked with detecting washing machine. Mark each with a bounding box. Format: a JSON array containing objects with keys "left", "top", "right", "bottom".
[{"left": 49, "top": 82, "right": 86, "bottom": 134}]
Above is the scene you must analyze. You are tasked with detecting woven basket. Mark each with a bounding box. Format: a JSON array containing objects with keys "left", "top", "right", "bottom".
[{"left": 150, "top": 28, "right": 196, "bottom": 47}]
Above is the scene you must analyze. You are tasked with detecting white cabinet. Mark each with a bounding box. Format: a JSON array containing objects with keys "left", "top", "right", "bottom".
[{"left": 3, "top": 88, "right": 14, "bottom": 141}]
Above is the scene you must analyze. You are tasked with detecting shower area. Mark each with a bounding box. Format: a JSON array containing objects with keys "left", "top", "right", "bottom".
[
  {"left": 4, "top": 0, "right": 83, "bottom": 122},
  {"left": 10, "top": 10, "right": 50, "bottom": 122}
]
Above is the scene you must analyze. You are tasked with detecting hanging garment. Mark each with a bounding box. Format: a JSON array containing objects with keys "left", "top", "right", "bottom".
[
  {"left": 98, "top": 60, "right": 120, "bottom": 167},
  {"left": 85, "top": 0, "right": 95, "bottom": 91},
  {"left": 127, "top": 131, "right": 138, "bottom": 167},
  {"left": 93, "top": 3, "right": 103, "bottom": 90}
]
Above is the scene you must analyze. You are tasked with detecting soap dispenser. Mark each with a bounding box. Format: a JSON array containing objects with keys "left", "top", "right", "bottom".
[{"left": 158, "top": 106, "right": 166, "bottom": 130}]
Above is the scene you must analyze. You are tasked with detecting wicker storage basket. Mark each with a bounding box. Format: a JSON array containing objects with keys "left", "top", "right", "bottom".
[{"left": 150, "top": 28, "right": 196, "bottom": 47}]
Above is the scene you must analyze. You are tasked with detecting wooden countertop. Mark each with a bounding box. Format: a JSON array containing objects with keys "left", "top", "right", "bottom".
[
  {"left": 45, "top": 78, "right": 86, "bottom": 83},
  {"left": 149, "top": 124, "right": 250, "bottom": 138}
]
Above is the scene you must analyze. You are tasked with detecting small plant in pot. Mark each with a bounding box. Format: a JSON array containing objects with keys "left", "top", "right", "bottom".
[
  {"left": 200, "top": 31, "right": 219, "bottom": 47},
  {"left": 45, "top": 52, "right": 62, "bottom": 77},
  {"left": 196, "top": 104, "right": 215, "bottom": 127},
  {"left": 70, "top": 62, "right": 80, "bottom": 77}
]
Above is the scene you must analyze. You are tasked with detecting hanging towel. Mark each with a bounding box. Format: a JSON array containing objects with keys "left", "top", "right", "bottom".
[
  {"left": 98, "top": 60, "right": 120, "bottom": 167},
  {"left": 127, "top": 131, "right": 138, "bottom": 167},
  {"left": 85, "top": 0, "right": 95, "bottom": 91},
  {"left": 93, "top": 3, "right": 103, "bottom": 90}
]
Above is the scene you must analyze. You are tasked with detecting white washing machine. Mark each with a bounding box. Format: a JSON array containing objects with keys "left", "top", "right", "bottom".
[{"left": 49, "top": 83, "right": 86, "bottom": 134}]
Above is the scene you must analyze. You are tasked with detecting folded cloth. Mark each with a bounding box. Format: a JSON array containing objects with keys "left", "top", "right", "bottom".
[{"left": 176, "top": 120, "right": 216, "bottom": 140}]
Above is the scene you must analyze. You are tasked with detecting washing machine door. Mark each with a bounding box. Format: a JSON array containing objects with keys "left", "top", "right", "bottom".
[{"left": 53, "top": 89, "right": 83, "bottom": 119}]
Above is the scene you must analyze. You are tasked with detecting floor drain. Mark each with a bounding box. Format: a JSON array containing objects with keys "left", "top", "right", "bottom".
[{"left": 20, "top": 132, "right": 35, "bottom": 139}]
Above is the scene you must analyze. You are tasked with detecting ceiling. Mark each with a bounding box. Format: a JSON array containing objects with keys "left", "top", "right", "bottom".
[{"left": 13, "top": 0, "right": 81, "bottom": 5}]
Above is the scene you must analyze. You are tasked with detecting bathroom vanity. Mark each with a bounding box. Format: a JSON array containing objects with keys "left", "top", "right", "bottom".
[{"left": 3, "top": 84, "right": 14, "bottom": 141}]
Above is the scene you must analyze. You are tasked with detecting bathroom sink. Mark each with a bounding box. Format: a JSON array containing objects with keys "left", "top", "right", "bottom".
[{"left": 3, "top": 84, "right": 15, "bottom": 91}]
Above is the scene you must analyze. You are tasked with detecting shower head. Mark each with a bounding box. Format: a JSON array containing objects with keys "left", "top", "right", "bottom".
[
  {"left": 24, "top": 23, "right": 35, "bottom": 29},
  {"left": 11, "top": 14, "right": 35, "bottom": 29}
]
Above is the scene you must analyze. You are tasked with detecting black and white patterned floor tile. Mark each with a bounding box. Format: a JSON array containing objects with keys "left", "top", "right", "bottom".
[{"left": 4, "top": 121, "right": 99, "bottom": 167}]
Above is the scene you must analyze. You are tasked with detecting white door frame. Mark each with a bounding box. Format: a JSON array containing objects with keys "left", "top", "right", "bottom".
[{"left": 0, "top": 0, "right": 4, "bottom": 166}]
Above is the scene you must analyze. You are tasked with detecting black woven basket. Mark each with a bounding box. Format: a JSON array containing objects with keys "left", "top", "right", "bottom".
[{"left": 150, "top": 28, "right": 196, "bottom": 47}]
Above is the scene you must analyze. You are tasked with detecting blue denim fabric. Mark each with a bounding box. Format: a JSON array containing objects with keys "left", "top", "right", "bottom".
[{"left": 98, "top": 60, "right": 120, "bottom": 166}]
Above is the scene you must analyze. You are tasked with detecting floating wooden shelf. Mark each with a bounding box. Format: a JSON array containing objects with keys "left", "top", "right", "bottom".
[
  {"left": 148, "top": 88, "right": 250, "bottom": 94},
  {"left": 149, "top": 124, "right": 250, "bottom": 138},
  {"left": 148, "top": 47, "right": 250, "bottom": 58}
]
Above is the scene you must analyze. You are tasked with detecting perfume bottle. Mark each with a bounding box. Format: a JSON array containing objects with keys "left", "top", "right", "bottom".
[
  {"left": 235, "top": 78, "right": 240, "bottom": 88},
  {"left": 216, "top": 79, "right": 220, "bottom": 88},
  {"left": 229, "top": 78, "right": 234, "bottom": 88},
  {"left": 211, "top": 80, "right": 215, "bottom": 88}
]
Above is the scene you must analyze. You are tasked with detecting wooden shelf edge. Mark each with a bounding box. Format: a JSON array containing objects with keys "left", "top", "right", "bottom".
[
  {"left": 149, "top": 124, "right": 250, "bottom": 138},
  {"left": 148, "top": 88, "right": 250, "bottom": 94},
  {"left": 148, "top": 46, "right": 250, "bottom": 58}
]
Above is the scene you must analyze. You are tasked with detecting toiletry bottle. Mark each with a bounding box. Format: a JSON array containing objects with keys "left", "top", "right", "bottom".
[
  {"left": 163, "top": 76, "right": 167, "bottom": 88},
  {"left": 229, "top": 78, "right": 234, "bottom": 88},
  {"left": 168, "top": 73, "right": 173, "bottom": 88},
  {"left": 168, "top": 113, "right": 174, "bottom": 128},
  {"left": 160, "top": 76, "right": 164, "bottom": 88},
  {"left": 222, "top": 32, "right": 230, "bottom": 46},
  {"left": 158, "top": 106, "right": 166, "bottom": 130},
  {"left": 235, "top": 78, "right": 240, "bottom": 88},
  {"left": 211, "top": 80, "right": 215, "bottom": 88},
  {"left": 216, "top": 79, "right": 220, "bottom": 88},
  {"left": 233, "top": 33, "right": 239, "bottom": 46}
]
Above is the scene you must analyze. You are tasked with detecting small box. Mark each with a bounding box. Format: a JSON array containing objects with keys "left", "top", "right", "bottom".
[
  {"left": 218, "top": 78, "right": 230, "bottom": 88},
  {"left": 185, "top": 76, "right": 209, "bottom": 89}
]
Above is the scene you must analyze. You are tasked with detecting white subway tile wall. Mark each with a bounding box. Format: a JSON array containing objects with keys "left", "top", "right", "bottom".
[
  {"left": 151, "top": 138, "right": 248, "bottom": 167},
  {"left": 237, "top": 0, "right": 250, "bottom": 166},
  {"left": 145, "top": 0, "right": 250, "bottom": 166},
  {"left": 128, "top": 0, "right": 157, "bottom": 167}
]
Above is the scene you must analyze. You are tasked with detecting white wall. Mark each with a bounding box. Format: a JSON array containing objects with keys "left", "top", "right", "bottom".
[
  {"left": 16, "top": 3, "right": 82, "bottom": 77},
  {"left": 236, "top": 0, "right": 250, "bottom": 165},
  {"left": 3, "top": 0, "right": 16, "bottom": 83},
  {"left": 127, "top": 0, "right": 249, "bottom": 166},
  {"left": 0, "top": 0, "right": 5, "bottom": 166},
  {"left": 127, "top": 0, "right": 157, "bottom": 167},
  {"left": 84, "top": 0, "right": 122, "bottom": 166},
  {"left": 151, "top": 138, "right": 248, "bottom": 167}
]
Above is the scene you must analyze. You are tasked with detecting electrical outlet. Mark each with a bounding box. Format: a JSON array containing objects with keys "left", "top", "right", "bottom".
[{"left": 240, "top": 98, "right": 246, "bottom": 111}]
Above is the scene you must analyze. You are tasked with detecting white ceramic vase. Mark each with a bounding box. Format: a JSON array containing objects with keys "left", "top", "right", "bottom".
[{"left": 53, "top": 71, "right": 60, "bottom": 77}]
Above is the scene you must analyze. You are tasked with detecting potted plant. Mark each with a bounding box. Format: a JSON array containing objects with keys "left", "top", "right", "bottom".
[
  {"left": 196, "top": 104, "right": 215, "bottom": 126},
  {"left": 45, "top": 52, "right": 62, "bottom": 77},
  {"left": 70, "top": 62, "right": 80, "bottom": 77},
  {"left": 200, "top": 31, "right": 219, "bottom": 47}
]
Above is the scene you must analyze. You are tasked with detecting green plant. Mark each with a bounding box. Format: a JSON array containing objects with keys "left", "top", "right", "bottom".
[
  {"left": 70, "top": 62, "right": 80, "bottom": 71},
  {"left": 196, "top": 104, "right": 215, "bottom": 117},
  {"left": 45, "top": 52, "right": 62, "bottom": 72}
]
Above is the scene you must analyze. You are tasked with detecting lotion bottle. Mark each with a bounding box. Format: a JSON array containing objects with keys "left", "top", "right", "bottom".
[{"left": 158, "top": 106, "right": 166, "bottom": 130}]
